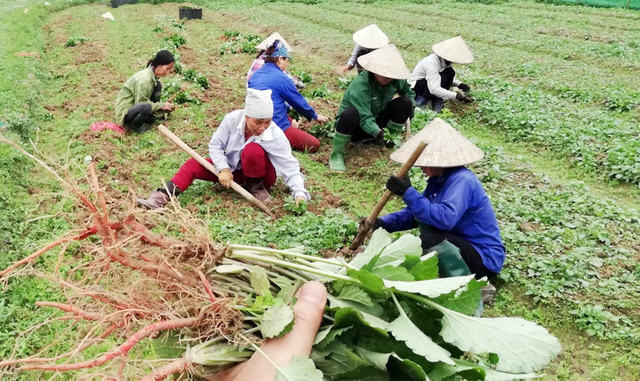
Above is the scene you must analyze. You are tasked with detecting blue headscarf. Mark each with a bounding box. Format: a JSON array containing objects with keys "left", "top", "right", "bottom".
[{"left": 268, "top": 39, "right": 289, "bottom": 58}]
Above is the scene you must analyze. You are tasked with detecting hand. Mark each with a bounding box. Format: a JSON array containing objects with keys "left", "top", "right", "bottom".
[
  {"left": 455, "top": 90, "right": 468, "bottom": 101},
  {"left": 358, "top": 217, "right": 384, "bottom": 233},
  {"left": 458, "top": 83, "right": 470, "bottom": 92},
  {"left": 295, "top": 196, "right": 307, "bottom": 206},
  {"left": 208, "top": 282, "right": 327, "bottom": 381},
  {"left": 218, "top": 169, "right": 233, "bottom": 188},
  {"left": 161, "top": 102, "right": 174, "bottom": 112},
  {"left": 291, "top": 118, "right": 300, "bottom": 129},
  {"left": 339, "top": 65, "right": 352, "bottom": 74},
  {"left": 386, "top": 175, "right": 412, "bottom": 196},
  {"left": 315, "top": 114, "right": 329, "bottom": 124}
]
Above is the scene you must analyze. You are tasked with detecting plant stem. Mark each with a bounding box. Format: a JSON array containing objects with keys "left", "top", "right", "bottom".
[{"left": 229, "top": 244, "right": 352, "bottom": 268}]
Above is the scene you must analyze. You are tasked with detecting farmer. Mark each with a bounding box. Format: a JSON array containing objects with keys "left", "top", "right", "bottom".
[
  {"left": 329, "top": 44, "right": 415, "bottom": 173},
  {"left": 408, "top": 36, "right": 473, "bottom": 113},
  {"left": 208, "top": 281, "right": 327, "bottom": 381},
  {"left": 248, "top": 40, "right": 328, "bottom": 153},
  {"left": 340, "top": 24, "right": 389, "bottom": 74},
  {"left": 366, "top": 118, "right": 505, "bottom": 280},
  {"left": 247, "top": 32, "right": 305, "bottom": 90},
  {"left": 115, "top": 50, "right": 176, "bottom": 133},
  {"left": 137, "top": 88, "right": 311, "bottom": 207}
]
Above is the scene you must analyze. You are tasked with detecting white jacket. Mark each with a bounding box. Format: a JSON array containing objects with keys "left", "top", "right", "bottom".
[{"left": 408, "top": 53, "right": 461, "bottom": 101}]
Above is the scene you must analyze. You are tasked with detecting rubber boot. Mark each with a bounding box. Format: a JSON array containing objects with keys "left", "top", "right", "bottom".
[
  {"left": 137, "top": 181, "right": 180, "bottom": 209},
  {"left": 329, "top": 132, "right": 352, "bottom": 173},
  {"left": 244, "top": 178, "right": 271, "bottom": 204},
  {"left": 428, "top": 240, "right": 471, "bottom": 278},
  {"left": 385, "top": 120, "right": 405, "bottom": 136},
  {"left": 130, "top": 114, "right": 155, "bottom": 134}
]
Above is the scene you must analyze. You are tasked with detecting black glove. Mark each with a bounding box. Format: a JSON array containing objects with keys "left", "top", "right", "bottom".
[
  {"left": 358, "top": 217, "right": 384, "bottom": 232},
  {"left": 386, "top": 175, "right": 412, "bottom": 196},
  {"left": 373, "top": 129, "right": 386, "bottom": 147},
  {"left": 458, "top": 83, "right": 470, "bottom": 92}
]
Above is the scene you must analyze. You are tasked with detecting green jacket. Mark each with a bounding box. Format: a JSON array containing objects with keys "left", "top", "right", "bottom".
[
  {"left": 115, "top": 67, "right": 163, "bottom": 126},
  {"left": 337, "top": 70, "right": 415, "bottom": 137}
]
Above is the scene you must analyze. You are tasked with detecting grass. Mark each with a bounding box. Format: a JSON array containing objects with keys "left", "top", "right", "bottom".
[{"left": 0, "top": 0, "right": 639, "bottom": 379}]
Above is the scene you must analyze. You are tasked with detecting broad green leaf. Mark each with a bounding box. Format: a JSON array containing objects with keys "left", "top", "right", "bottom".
[
  {"left": 354, "top": 346, "right": 392, "bottom": 370},
  {"left": 249, "top": 265, "right": 271, "bottom": 296},
  {"left": 214, "top": 264, "right": 245, "bottom": 274},
  {"left": 373, "top": 234, "right": 422, "bottom": 268},
  {"left": 349, "top": 229, "right": 393, "bottom": 270},
  {"left": 337, "top": 284, "right": 375, "bottom": 306},
  {"left": 372, "top": 265, "right": 415, "bottom": 281},
  {"left": 277, "top": 279, "right": 303, "bottom": 304},
  {"left": 429, "top": 359, "right": 539, "bottom": 381},
  {"left": 315, "top": 342, "right": 368, "bottom": 376},
  {"left": 408, "top": 252, "right": 440, "bottom": 280},
  {"left": 315, "top": 326, "right": 352, "bottom": 348},
  {"left": 347, "top": 269, "right": 384, "bottom": 292},
  {"left": 387, "top": 355, "right": 431, "bottom": 381},
  {"left": 310, "top": 257, "right": 348, "bottom": 275},
  {"left": 276, "top": 354, "right": 323, "bottom": 381},
  {"left": 435, "top": 278, "right": 485, "bottom": 316},
  {"left": 383, "top": 275, "right": 475, "bottom": 298},
  {"left": 335, "top": 366, "right": 390, "bottom": 381},
  {"left": 431, "top": 303, "right": 562, "bottom": 373},
  {"left": 272, "top": 276, "right": 294, "bottom": 289},
  {"left": 328, "top": 297, "right": 390, "bottom": 331},
  {"left": 389, "top": 295, "right": 454, "bottom": 365},
  {"left": 260, "top": 304, "right": 294, "bottom": 338}
]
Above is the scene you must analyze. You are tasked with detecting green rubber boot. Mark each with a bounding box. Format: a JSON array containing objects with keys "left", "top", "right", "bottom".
[
  {"left": 385, "top": 120, "right": 405, "bottom": 135},
  {"left": 329, "top": 132, "right": 352, "bottom": 173},
  {"left": 428, "top": 239, "right": 471, "bottom": 277},
  {"left": 129, "top": 114, "right": 155, "bottom": 134}
]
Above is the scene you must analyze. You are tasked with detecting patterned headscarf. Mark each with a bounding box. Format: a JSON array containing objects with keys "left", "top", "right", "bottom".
[{"left": 267, "top": 39, "right": 289, "bottom": 58}]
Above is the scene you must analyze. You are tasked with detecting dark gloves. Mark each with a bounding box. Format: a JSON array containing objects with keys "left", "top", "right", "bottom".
[
  {"left": 458, "top": 83, "right": 470, "bottom": 92},
  {"left": 358, "top": 217, "right": 384, "bottom": 232},
  {"left": 386, "top": 175, "right": 412, "bottom": 196}
]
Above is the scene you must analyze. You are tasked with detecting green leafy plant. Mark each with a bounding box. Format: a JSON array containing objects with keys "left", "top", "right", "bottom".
[
  {"left": 218, "top": 31, "right": 262, "bottom": 55},
  {"left": 283, "top": 198, "right": 308, "bottom": 216},
  {"left": 306, "top": 84, "right": 331, "bottom": 98},
  {"left": 570, "top": 304, "right": 619, "bottom": 337},
  {"left": 64, "top": 35, "right": 90, "bottom": 47},
  {"left": 183, "top": 69, "right": 210, "bottom": 90},
  {"left": 173, "top": 91, "right": 201, "bottom": 105},
  {"left": 165, "top": 34, "right": 186, "bottom": 48},
  {"left": 337, "top": 76, "right": 355, "bottom": 90}
]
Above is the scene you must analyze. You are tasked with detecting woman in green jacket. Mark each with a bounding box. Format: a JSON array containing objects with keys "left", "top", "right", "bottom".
[
  {"left": 115, "top": 50, "right": 176, "bottom": 133},
  {"left": 329, "top": 44, "right": 415, "bottom": 172}
]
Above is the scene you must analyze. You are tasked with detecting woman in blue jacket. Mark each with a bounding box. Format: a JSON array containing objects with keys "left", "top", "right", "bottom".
[{"left": 368, "top": 118, "right": 505, "bottom": 280}]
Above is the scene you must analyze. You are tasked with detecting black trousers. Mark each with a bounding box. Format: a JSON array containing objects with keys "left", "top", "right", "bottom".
[
  {"left": 335, "top": 96, "right": 413, "bottom": 141},
  {"left": 420, "top": 225, "right": 497, "bottom": 280},
  {"left": 413, "top": 67, "right": 455, "bottom": 113},
  {"left": 123, "top": 80, "right": 162, "bottom": 126}
]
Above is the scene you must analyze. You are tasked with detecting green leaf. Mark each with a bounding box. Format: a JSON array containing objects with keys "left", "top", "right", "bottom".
[
  {"left": 429, "top": 359, "right": 540, "bottom": 381},
  {"left": 383, "top": 275, "right": 474, "bottom": 298},
  {"left": 431, "top": 303, "right": 562, "bottom": 373},
  {"left": 314, "top": 326, "right": 352, "bottom": 348},
  {"left": 250, "top": 265, "right": 271, "bottom": 296},
  {"left": 337, "top": 284, "right": 375, "bottom": 306},
  {"left": 277, "top": 279, "right": 303, "bottom": 304},
  {"left": 387, "top": 356, "right": 430, "bottom": 381},
  {"left": 349, "top": 229, "right": 393, "bottom": 270},
  {"left": 372, "top": 265, "right": 415, "bottom": 281},
  {"left": 276, "top": 355, "right": 323, "bottom": 381},
  {"left": 435, "top": 278, "right": 485, "bottom": 316},
  {"left": 335, "top": 366, "right": 390, "bottom": 381},
  {"left": 354, "top": 346, "right": 392, "bottom": 370},
  {"left": 373, "top": 234, "right": 422, "bottom": 268},
  {"left": 328, "top": 297, "right": 390, "bottom": 331},
  {"left": 389, "top": 295, "right": 454, "bottom": 365},
  {"left": 260, "top": 304, "right": 294, "bottom": 338},
  {"left": 347, "top": 269, "right": 384, "bottom": 292},
  {"left": 407, "top": 252, "right": 439, "bottom": 280}
]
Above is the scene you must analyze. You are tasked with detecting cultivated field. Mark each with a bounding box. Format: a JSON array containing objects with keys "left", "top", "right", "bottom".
[{"left": 1, "top": 0, "right": 639, "bottom": 380}]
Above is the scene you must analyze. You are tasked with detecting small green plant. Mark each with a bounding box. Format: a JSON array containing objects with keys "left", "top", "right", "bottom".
[
  {"left": 173, "top": 91, "right": 201, "bottom": 105},
  {"left": 306, "top": 84, "right": 331, "bottom": 98},
  {"left": 290, "top": 69, "right": 313, "bottom": 85},
  {"left": 337, "top": 76, "right": 354, "bottom": 90},
  {"left": 162, "top": 77, "right": 182, "bottom": 99},
  {"left": 283, "top": 199, "right": 308, "bottom": 215},
  {"left": 172, "top": 62, "right": 183, "bottom": 74},
  {"left": 218, "top": 31, "right": 262, "bottom": 55},
  {"left": 65, "top": 36, "right": 90, "bottom": 47},
  {"left": 164, "top": 34, "right": 186, "bottom": 48},
  {"left": 183, "top": 69, "right": 210, "bottom": 90},
  {"left": 570, "top": 304, "right": 619, "bottom": 337},
  {"left": 152, "top": 26, "right": 163, "bottom": 33}
]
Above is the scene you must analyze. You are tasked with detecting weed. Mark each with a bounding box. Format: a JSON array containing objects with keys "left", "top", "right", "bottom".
[
  {"left": 183, "top": 69, "right": 210, "bottom": 90},
  {"left": 218, "top": 31, "right": 262, "bottom": 55},
  {"left": 164, "top": 34, "right": 186, "bottom": 48},
  {"left": 283, "top": 198, "right": 308, "bottom": 216},
  {"left": 64, "top": 35, "right": 90, "bottom": 47},
  {"left": 173, "top": 91, "right": 201, "bottom": 105}
]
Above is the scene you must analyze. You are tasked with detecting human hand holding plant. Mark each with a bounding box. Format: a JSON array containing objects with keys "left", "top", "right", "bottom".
[
  {"left": 208, "top": 282, "right": 327, "bottom": 381},
  {"left": 315, "top": 114, "right": 329, "bottom": 124},
  {"left": 161, "top": 101, "right": 175, "bottom": 112}
]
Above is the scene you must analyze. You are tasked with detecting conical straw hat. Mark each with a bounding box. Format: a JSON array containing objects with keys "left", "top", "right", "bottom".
[
  {"left": 357, "top": 44, "right": 411, "bottom": 80},
  {"left": 390, "top": 118, "right": 484, "bottom": 167},
  {"left": 353, "top": 24, "right": 389, "bottom": 49},
  {"left": 432, "top": 36, "right": 474, "bottom": 64},
  {"left": 255, "top": 32, "right": 294, "bottom": 52}
]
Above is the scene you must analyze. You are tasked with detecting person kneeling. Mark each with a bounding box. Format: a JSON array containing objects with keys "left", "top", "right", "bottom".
[
  {"left": 137, "top": 89, "right": 310, "bottom": 209},
  {"left": 365, "top": 118, "right": 505, "bottom": 281}
]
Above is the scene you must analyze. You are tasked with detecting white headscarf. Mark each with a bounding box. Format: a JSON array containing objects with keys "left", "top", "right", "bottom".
[{"left": 245, "top": 88, "right": 273, "bottom": 119}]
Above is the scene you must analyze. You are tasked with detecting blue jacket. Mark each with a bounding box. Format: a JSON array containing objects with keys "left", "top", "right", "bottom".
[
  {"left": 380, "top": 167, "right": 505, "bottom": 273},
  {"left": 248, "top": 63, "right": 317, "bottom": 132}
]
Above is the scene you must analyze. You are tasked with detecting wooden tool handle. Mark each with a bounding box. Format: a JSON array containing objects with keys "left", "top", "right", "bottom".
[
  {"left": 157, "top": 125, "right": 274, "bottom": 217},
  {"left": 349, "top": 141, "right": 428, "bottom": 250}
]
